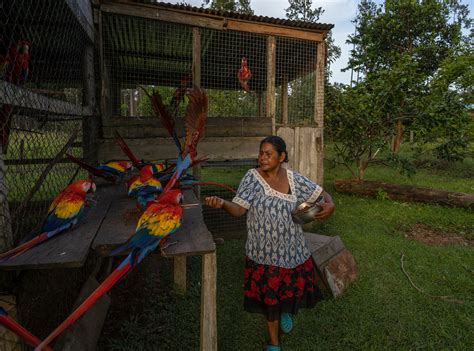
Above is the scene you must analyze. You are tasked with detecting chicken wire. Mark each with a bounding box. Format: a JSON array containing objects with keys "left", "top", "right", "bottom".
[
  {"left": 1, "top": 0, "right": 94, "bottom": 243},
  {"left": 200, "top": 159, "right": 258, "bottom": 237}
]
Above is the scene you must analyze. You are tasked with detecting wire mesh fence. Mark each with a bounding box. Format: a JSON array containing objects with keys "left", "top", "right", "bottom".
[
  {"left": 200, "top": 159, "right": 258, "bottom": 236},
  {"left": 1, "top": 0, "right": 94, "bottom": 243}
]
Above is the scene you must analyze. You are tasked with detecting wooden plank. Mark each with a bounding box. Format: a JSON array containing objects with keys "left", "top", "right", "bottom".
[
  {"left": 173, "top": 256, "right": 187, "bottom": 295},
  {"left": 266, "top": 36, "right": 276, "bottom": 135},
  {"left": 304, "top": 232, "right": 345, "bottom": 267},
  {"left": 0, "top": 81, "right": 93, "bottom": 116},
  {"left": 0, "top": 183, "right": 117, "bottom": 270},
  {"left": 54, "top": 275, "right": 111, "bottom": 351},
  {"left": 101, "top": 2, "right": 225, "bottom": 30},
  {"left": 200, "top": 251, "right": 217, "bottom": 351},
  {"left": 226, "top": 20, "right": 324, "bottom": 42},
  {"left": 98, "top": 136, "right": 263, "bottom": 162},
  {"left": 93, "top": 189, "right": 216, "bottom": 256}
]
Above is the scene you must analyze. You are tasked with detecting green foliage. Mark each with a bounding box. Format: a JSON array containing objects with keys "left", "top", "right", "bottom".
[
  {"left": 201, "top": 0, "right": 254, "bottom": 15},
  {"left": 326, "top": 0, "right": 472, "bottom": 178}
]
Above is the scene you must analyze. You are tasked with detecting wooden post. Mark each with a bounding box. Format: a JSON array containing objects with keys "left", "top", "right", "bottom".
[
  {"left": 0, "top": 145, "right": 13, "bottom": 251},
  {"left": 99, "top": 10, "right": 108, "bottom": 123},
  {"left": 266, "top": 36, "right": 276, "bottom": 135},
  {"left": 281, "top": 74, "right": 288, "bottom": 126},
  {"left": 200, "top": 252, "right": 217, "bottom": 351},
  {"left": 82, "top": 43, "right": 98, "bottom": 165},
  {"left": 314, "top": 41, "right": 326, "bottom": 184},
  {"left": 192, "top": 27, "right": 202, "bottom": 198},
  {"left": 173, "top": 256, "right": 187, "bottom": 295}
]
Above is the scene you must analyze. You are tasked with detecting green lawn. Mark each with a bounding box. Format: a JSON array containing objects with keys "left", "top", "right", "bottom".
[{"left": 103, "top": 154, "right": 474, "bottom": 350}]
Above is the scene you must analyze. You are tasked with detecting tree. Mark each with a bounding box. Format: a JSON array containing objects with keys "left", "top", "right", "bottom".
[
  {"left": 346, "top": 0, "right": 472, "bottom": 154},
  {"left": 285, "top": 0, "right": 341, "bottom": 75},
  {"left": 201, "top": 0, "right": 253, "bottom": 15}
]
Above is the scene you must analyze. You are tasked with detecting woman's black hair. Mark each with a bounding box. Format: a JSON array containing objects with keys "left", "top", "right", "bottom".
[{"left": 260, "top": 135, "right": 289, "bottom": 162}]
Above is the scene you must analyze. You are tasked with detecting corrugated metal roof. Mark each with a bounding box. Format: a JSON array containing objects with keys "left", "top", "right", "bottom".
[{"left": 135, "top": 1, "right": 334, "bottom": 31}]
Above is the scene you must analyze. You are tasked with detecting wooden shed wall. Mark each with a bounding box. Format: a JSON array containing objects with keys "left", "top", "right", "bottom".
[{"left": 98, "top": 117, "right": 272, "bottom": 161}]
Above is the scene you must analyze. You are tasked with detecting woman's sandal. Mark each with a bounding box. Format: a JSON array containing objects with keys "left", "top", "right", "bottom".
[
  {"left": 280, "top": 313, "right": 294, "bottom": 334},
  {"left": 266, "top": 345, "right": 281, "bottom": 351}
]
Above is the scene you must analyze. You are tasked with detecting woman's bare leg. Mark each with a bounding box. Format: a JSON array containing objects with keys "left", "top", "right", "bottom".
[{"left": 267, "top": 319, "right": 279, "bottom": 346}]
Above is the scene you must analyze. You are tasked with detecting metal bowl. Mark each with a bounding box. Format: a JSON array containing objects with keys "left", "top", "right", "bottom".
[{"left": 292, "top": 196, "right": 325, "bottom": 225}]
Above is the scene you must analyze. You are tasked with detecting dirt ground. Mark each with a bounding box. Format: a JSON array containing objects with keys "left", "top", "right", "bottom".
[{"left": 404, "top": 223, "right": 473, "bottom": 247}]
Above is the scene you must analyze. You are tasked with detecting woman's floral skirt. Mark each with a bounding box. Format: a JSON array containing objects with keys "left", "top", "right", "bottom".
[{"left": 243, "top": 256, "right": 323, "bottom": 321}]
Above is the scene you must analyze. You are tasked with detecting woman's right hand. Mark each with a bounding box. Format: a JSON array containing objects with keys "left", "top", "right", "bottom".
[{"left": 205, "top": 196, "right": 225, "bottom": 209}]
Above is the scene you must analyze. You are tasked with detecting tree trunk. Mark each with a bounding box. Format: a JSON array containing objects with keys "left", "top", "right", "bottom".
[
  {"left": 392, "top": 120, "right": 404, "bottom": 154},
  {"left": 334, "top": 179, "right": 474, "bottom": 210}
]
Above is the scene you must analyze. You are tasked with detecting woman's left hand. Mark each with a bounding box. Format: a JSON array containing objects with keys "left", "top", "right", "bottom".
[{"left": 314, "top": 191, "right": 335, "bottom": 220}]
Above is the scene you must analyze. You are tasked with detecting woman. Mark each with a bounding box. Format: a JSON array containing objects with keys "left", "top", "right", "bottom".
[{"left": 205, "top": 136, "right": 335, "bottom": 351}]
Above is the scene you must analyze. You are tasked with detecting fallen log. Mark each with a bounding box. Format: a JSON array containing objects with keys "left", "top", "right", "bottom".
[{"left": 334, "top": 179, "right": 474, "bottom": 210}]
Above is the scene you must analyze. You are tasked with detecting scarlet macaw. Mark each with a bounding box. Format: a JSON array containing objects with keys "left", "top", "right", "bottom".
[
  {"left": 0, "top": 179, "right": 96, "bottom": 261},
  {"left": 0, "top": 308, "right": 53, "bottom": 351},
  {"left": 1, "top": 40, "right": 30, "bottom": 151},
  {"left": 238, "top": 57, "right": 252, "bottom": 92},
  {"left": 35, "top": 189, "right": 183, "bottom": 351},
  {"left": 127, "top": 165, "right": 163, "bottom": 210},
  {"left": 114, "top": 131, "right": 167, "bottom": 175},
  {"left": 66, "top": 153, "right": 132, "bottom": 183}
]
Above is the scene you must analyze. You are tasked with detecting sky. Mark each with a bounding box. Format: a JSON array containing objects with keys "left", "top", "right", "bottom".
[{"left": 162, "top": 0, "right": 473, "bottom": 84}]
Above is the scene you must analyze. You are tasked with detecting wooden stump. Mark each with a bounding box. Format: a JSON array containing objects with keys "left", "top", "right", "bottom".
[{"left": 304, "top": 233, "right": 358, "bottom": 298}]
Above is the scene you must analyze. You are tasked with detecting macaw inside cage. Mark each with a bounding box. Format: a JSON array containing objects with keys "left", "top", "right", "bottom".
[{"left": 1, "top": 0, "right": 95, "bottom": 244}]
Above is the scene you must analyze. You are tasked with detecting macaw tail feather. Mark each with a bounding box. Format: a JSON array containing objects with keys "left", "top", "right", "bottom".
[
  {"left": 66, "top": 153, "right": 116, "bottom": 183},
  {"left": 192, "top": 181, "right": 236, "bottom": 194},
  {"left": 0, "top": 312, "right": 53, "bottom": 350},
  {"left": 0, "top": 222, "right": 74, "bottom": 261},
  {"left": 160, "top": 154, "right": 191, "bottom": 195},
  {"left": 34, "top": 257, "right": 133, "bottom": 351},
  {"left": 0, "top": 232, "right": 48, "bottom": 261},
  {"left": 114, "top": 132, "right": 142, "bottom": 169}
]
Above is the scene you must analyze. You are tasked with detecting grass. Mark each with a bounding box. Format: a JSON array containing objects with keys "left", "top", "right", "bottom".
[{"left": 103, "top": 152, "right": 474, "bottom": 350}]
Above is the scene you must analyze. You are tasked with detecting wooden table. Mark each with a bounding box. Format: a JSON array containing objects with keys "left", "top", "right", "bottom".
[
  {"left": 0, "top": 183, "right": 217, "bottom": 351},
  {"left": 92, "top": 187, "right": 217, "bottom": 351}
]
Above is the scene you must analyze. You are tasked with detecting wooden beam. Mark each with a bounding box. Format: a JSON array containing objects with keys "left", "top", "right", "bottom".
[
  {"left": 200, "top": 252, "right": 217, "bottom": 351},
  {"left": 101, "top": 2, "right": 225, "bottom": 30},
  {"left": 266, "top": 36, "right": 276, "bottom": 135},
  {"left": 193, "top": 27, "right": 202, "bottom": 87},
  {"left": 314, "top": 41, "right": 325, "bottom": 184},
  {"left": 0, "top": 82, "right": 93, "bottom": 116},
  {"left": 82, "top": 44, "right": 99, "bottom": 165},
  {"left": 281, "top": 75, "right": 288, "bottom": 126},
  {"left": 314, "top": 41, "right": 325, "bottom": 127},
  {"left": 226, "top": 20, "right": 324, "bottom": 42},
  {"left": 101, "top": 2, "right": 326, "bottom": 41}
]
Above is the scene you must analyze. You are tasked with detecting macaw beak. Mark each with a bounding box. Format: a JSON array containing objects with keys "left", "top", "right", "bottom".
[{"left": 90, "top": 183, "right": 97, "bottom": 193}]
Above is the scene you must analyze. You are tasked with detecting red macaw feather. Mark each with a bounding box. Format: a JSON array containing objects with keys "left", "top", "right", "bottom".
[
  {"left": 184, "top": 87, "right": 208, "bottom": 160},
  {"left": 114, "top": 131, "right": 142, "bottom": 169},
  {"left": 0, "top": 232, "right": 48, "bottom": 260},
  {"left": 34, "top": 261, "right": 132, "bottom": 351},
  {"left": 0, "top": 309, "right": 53, "bottom": 351},
  {"left": 145, "top": 87, "right": 183, "bottom": 155},
  {"left": 35, "top": 190, "right": 183, "bottom": 351},
  {"left": 238, "top": 57, "right": 252, "bottom": 92},
  {"left": 66, "top": 153, "right": 116, "bottom": 183},
  {"left": 169, "top": 75, "right": 191, "bottom": 117}
]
